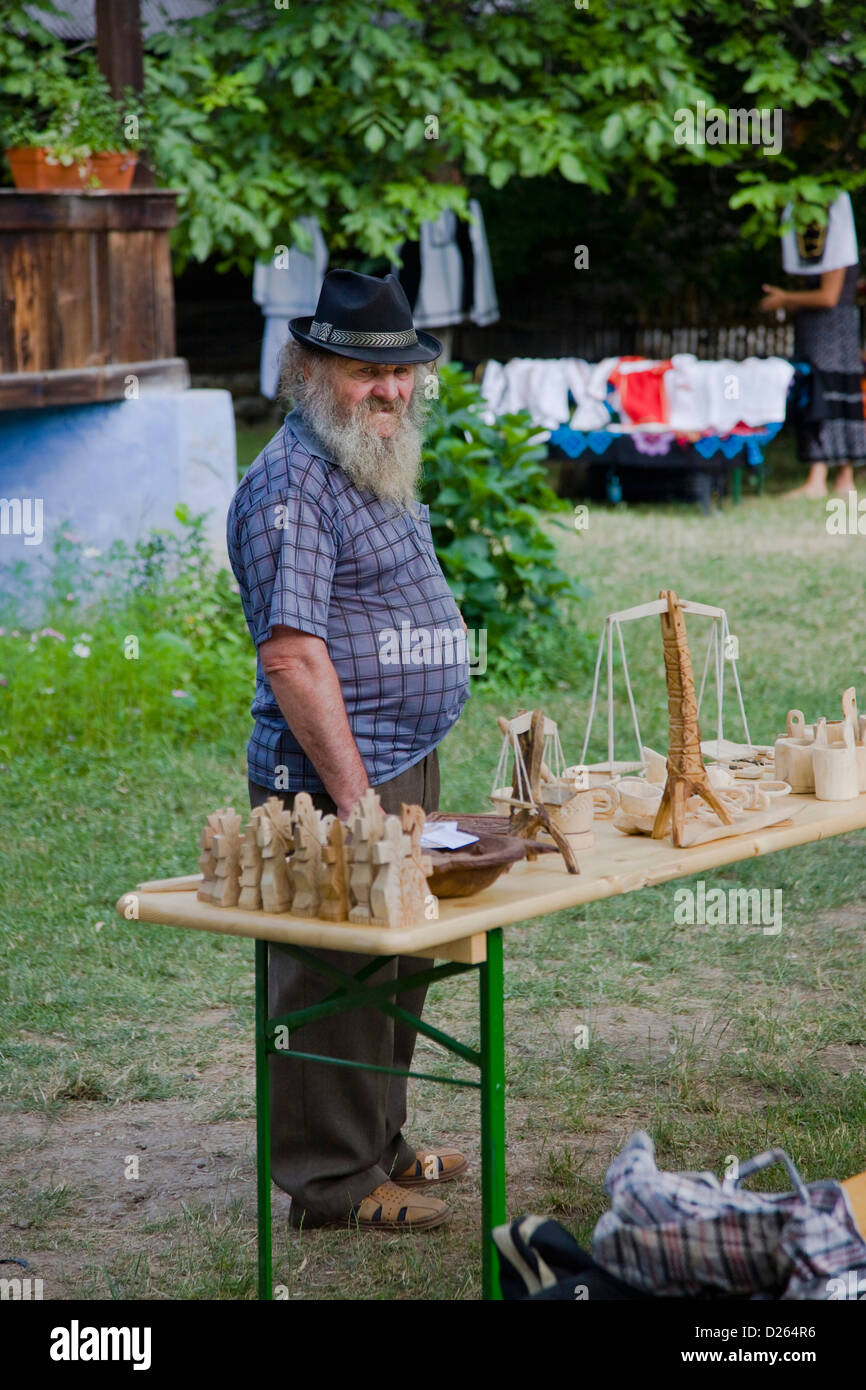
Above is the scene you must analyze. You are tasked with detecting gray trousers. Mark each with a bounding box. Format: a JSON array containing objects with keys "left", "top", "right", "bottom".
[{"left": 249, "top": 748, "right": 440, "bottom": 1224}]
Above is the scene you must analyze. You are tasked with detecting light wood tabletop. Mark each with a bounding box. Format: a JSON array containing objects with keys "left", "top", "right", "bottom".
[{"left": 116, "top": 791, "right": 866, "bottom": 961}]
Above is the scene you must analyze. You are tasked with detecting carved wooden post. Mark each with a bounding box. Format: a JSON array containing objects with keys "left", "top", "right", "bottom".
[{"left": 652, "top": 589, "right": 733, "bottom": 846}]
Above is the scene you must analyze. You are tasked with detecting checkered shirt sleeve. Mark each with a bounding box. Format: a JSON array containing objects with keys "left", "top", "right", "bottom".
[{"left": 236, "top": 488, "right": 341, "bottom": 646}]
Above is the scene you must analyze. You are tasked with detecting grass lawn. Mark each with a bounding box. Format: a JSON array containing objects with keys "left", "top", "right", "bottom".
[
  {"left": 236, "top": 421, "right": 281, "bottom": 476},
  {"left": 2, "top": 471, "right": 866, "bottom": 1299}
]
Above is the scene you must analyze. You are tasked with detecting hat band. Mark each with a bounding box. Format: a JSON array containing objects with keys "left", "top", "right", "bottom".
[{"left": 310, "top": 320, "right": 418, "bottom": 348}]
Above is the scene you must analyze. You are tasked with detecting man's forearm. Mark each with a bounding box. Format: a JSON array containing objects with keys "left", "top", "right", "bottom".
[{"left": 265, "top": 655, "right": 370, "bottom": 819}]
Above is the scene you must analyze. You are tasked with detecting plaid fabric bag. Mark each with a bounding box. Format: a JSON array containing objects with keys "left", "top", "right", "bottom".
[{"left": 591, "top": 1131, "right": 866, "bottom": 1300}]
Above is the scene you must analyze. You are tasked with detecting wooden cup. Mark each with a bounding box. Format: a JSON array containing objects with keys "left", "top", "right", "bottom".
[
  {"left": 544, "top": 784, "right": 617, "bottom": 849},
  {"left": 812, "top": 717, "right": 859, "bottom": 801}
]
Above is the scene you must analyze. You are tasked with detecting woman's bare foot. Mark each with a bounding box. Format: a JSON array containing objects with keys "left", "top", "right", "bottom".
[
  {"left": 784, "top": 463, "right": 828, "bottom": 499},
  {"left": 832, "top": 464, "right": 855, "bottom": 494},
  {"left": 785, "top": 482, "right": 828, "bottom": 498}
]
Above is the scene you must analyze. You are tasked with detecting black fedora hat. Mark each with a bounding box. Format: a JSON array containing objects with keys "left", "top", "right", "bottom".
[{"left": 289, "top": 269, "right": 442, "bottom": 364}]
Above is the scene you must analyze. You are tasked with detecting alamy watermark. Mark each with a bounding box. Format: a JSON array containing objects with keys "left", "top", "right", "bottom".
[
  {"left": 377, "top": 621, "right": 487, "bottom": 675},
  {"left": 49, "top": 1322, "right": 151, "bottom": 1370},
  {"left": 673, "top": 880, "right": 782, "bottom": 935},
  {"left": 674, "top": 103, "right": 782, "bottom": 155},
  {"left": 1, "top": 1275, "right": 43, "bottom": 1299},
  {"left": 826, "top": 490, "right": 866, "bottom": 535},
  {"left": 0, "top": 497, "right": 43, "bottom": 545}
]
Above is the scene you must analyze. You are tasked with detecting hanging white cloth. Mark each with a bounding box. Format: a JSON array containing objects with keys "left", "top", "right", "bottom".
[
  {"left": 569, "top": 356, "right": 621, "bottom": 430},
  {"left": 408, "top": 199, "right": 500, "bottom": 329},
  {"left": 480, "top": 354, "right": 793, "bottom": 433},
  {"left": 666, "top": 354, "right": 794, "bottom": 431},
  {"left": 781, "top": 192, "right": 859, "bottom": 276},
  {"left": 479, "top": 359, "right": 508, "bottom": 420},
  {"left": 499, "top": 358, "right": 541, "bottom": 416},
  {"left": 253, "top": 217, "right": 329, "bottom": 398},
  {"left": 527, "top": 359, "right": 595, "bottom": 430},
  {"left": 479, "top": 357, "right": 594, "bottom": 427}
]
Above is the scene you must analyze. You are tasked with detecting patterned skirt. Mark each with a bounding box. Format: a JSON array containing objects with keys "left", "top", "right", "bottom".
[{"left": 794, "top": 304, "right": 866, "bottom": 463}]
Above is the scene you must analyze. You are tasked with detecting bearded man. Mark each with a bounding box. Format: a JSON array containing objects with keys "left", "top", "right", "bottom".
[{"left": 226, "top": 269, "right": 471, "bottom": 1231}]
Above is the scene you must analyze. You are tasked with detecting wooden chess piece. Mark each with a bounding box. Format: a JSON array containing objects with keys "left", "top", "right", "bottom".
[
  {"left": 290, "top": 792, "right": 324, "bottom": 917},
  {"left": 238, "top": 810, "right": 264, "bottom": 910},
  {"left": 318, "top": 815, "right": 350, "bottom": 921},
  {"left": 370, "top": 815, "right": 411, "bottom": 927},
  {"left": 651, "top": 589, "right": 733, "bottom": 847},
  {"left": 211, "top": 808, "right": 242, "bottom": 907},
  {"left": 347, "top": 788, "right": 385, "bottom": 924},
  {"left": 257, "top": 795, "right": 294, "bottom": 913},
  {"left": 198, "top": 808, "right": 228, "bottom": 903},
  {"left": 400, "top": 803, "right": 435, "bottom": 925}
]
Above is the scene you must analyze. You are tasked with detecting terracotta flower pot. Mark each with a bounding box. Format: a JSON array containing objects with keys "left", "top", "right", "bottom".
[
  {"left": 5, "top": 147, "right": 91, "bottom": 190},
  {"left": 5, "top": 147, "right": 137, "bottom": 191},
  {"left": 89, "top": 151, "right": 137, "bottom": 190}
]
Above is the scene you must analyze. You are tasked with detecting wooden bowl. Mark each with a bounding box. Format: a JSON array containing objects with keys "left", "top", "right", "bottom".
[{"left": 425, "top": 830, "right": 527, "bottom": 898}]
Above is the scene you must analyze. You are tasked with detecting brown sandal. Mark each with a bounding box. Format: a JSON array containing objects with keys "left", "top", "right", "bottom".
[
  {"left": 349, "top": 1179, "right": 450, "bottom": 1230},
  {"left": 393, "top": 1147, "right": 468, "bottom": 1187}
]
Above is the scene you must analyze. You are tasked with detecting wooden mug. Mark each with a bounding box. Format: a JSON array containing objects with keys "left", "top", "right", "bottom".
[
  {"left": 812, "top": 717, "right": 859, "bottom": 801},
  {"left": 545, "top": 784, "right": 617, "bottom": 848}
]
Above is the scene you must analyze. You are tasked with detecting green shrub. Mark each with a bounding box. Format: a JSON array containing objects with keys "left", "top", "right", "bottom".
[{"left": 421, "top": 363, "right": 590, "bottom": 680}]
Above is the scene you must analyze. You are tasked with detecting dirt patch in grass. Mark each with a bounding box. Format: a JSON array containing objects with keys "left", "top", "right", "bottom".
[
  {"left": 812, "top": 1043, "right": 866, "bottom": 1077},
  {"left": 558, "top": 1001, "right": 736, "bottom": 1065},
  {"left": 0, "top": 1098, "right": 262, "bottom": 1296},
  {"left": 2, "top": 1103, "right": 255, "bottom": 1226}
]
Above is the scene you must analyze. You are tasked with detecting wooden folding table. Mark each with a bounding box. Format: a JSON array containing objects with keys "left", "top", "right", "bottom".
[{"left": 116, "top": 791, "right": 866, "bottom": 1301}]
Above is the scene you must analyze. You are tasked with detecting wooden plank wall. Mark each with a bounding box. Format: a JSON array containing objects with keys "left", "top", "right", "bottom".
[{"left": 0, "top": 191, "right": 178, "bottom": 375}]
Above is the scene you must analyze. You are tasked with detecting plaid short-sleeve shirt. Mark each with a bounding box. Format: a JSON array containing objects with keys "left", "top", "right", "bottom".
[{"left": 226, "top": 408, "right": 470, "bottom": 792}]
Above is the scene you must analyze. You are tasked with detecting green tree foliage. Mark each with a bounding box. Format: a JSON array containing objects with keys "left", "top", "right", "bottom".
[{"left": 3, "top": 1, "right": 865, "bottom": 268}]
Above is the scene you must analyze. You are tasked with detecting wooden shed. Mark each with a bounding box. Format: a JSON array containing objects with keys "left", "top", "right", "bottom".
[
  {"left": 0, "top": 189, "right": 188, "bottom": 409},
  {"left": 0, "top": 0, "right": 234, "bottom": 571}
]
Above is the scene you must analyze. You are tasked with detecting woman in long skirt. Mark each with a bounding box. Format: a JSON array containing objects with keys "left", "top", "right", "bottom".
[{"left": 760, "top": 192, "right": 865, "bottom": 497}]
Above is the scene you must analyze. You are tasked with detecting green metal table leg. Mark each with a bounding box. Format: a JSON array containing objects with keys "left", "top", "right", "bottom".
[
  {"left": 479, "top": 928, "right": 506, "bottom": 1300},
  {"left": 255, "top": 939, "right": 273, "bottom": 1301},
  {"left": 731, "top": 467, "right": 742, "bottom": 504},
  {"left": 253, "top": 938, "right": 504, "bottom": 1300}
]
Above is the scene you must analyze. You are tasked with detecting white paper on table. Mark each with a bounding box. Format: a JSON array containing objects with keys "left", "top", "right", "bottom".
[{"left": 420, "top": 820, "right": 479, "bottom": 850}]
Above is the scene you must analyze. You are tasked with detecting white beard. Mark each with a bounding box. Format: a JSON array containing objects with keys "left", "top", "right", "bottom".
[{"left": 296, "top": 366, "right": 428, "bottom": 510}]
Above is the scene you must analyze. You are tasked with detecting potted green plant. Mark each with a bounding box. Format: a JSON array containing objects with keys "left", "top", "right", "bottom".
[{"left": 3, "top": 62, "right": 142, "bottom": 191}]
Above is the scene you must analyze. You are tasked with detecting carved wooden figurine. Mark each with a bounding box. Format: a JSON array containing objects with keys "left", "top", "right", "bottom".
[
  {"left": 400, "top": 803, "right": 435, "bottom": 925},
  {"left": 651, "top": 590, "right": 733, "bottom": 847},
  {"left": 198, "top": 808, "right": 228, "bottom": 904},
  {"left": 257, "top": 795, "right": 294, "bottom": 913},
  {"left": 370, "top": 815, "right": 412, "bottom": 927},
  {"left": 238, "top": 809, "right": 265, "bottom": 910},
  {"left": 347, "top": 789, "right": 385, "bottom": 923},
  {"left": 318, "top": 814, "right": 350, "bottom": 921},
  {"left": 211, "top": 808, "right": 242, "bottom": 907},
  {"left": 290, "top": 792, "right": 325, "bottom": 917}
]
